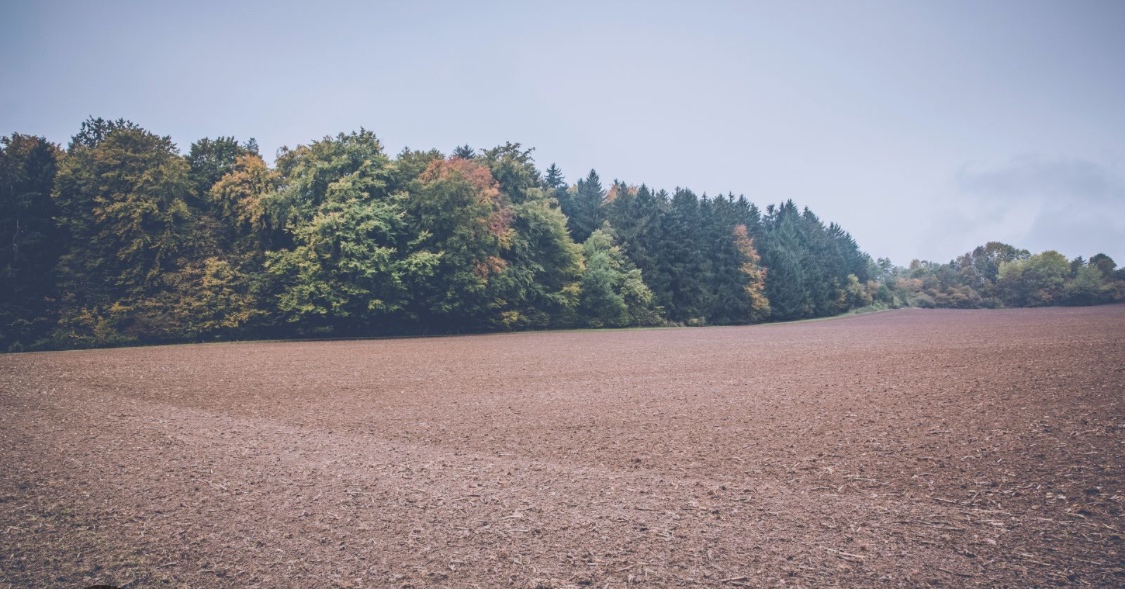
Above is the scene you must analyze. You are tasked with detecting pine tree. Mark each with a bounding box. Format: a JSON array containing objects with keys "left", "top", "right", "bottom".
[{"left": 566, "top": 169, "right": 606, "bottom": 243}]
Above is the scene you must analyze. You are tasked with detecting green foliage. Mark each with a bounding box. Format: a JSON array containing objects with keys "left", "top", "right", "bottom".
[
  {"left": 578, "top": 225, "right": 661, "bottom": 327},
  {"left": 263, "top": 132, "right": 437, "bottom": 332},
  {"left": 0, "top": 134, "right": 62, "bottom": 350},
  {"left": 1064, "top": 264, "right": 1112, "bottom": 306},
  {"left": 208, "top": 153, "right": 278, "bottom": 247},
  {"left": 755, "top": 201, "right": 874, "bottom": 320},
  {"left": 481, "top": 143, "right": 540, "bottom": 204},
  {"left": 543, "top": 163, "right": 565, "bottom": 191},
  {"left": 996, "top": 251, "right": 1070, "bottom": 307},
  {"left": 266, "top": 197, "right": 436, "bottom": 331},
  {"left": 1089, "top": 253, "right": 1117, "bottom": 278},
  {"left": 658, "top": 189, "right": 711, "bottom": 324},
  {"left": 187, "top": 136, "right": 258, "bottom": 205},
  {"left": 4, "top": 115, "right": 1120, "bottom": 351},
  {"left": 605, "top": 184, "right": 669, "bottom": 309},
  {"left": 265, "top": 130, "right": 392, "bottom": 239},
  {"left": 489, "top": 198, "right": 583, "bottom": 329},
  {"left": 563, "top": 170, "right": 606, "bottom": 244},
  {"left": 52, "top": 121, "right": 194, "bottom": 346},
  {"left": 404, "top": 156, "right": 514, "bottom": 328},
  {"left": 883, "top": 243, "right": 1125, "bottom": 310}
]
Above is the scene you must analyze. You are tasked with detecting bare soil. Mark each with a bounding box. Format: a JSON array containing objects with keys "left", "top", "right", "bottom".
[{"left": 1, "top": 306, "right": 1123, "bottom": 588}]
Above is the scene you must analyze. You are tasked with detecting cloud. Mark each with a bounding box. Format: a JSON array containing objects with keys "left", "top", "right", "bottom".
[
  {"left": 940, "top": 155, "right": 1125, "bottom": 261},
  {"left": 956, "top": 155, "right": 1124, "bottom": 203}
]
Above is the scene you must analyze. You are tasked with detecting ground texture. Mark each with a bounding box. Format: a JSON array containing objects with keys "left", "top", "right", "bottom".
[{"left": 1, "top": 307, "right": 1123, "bottom": 588}]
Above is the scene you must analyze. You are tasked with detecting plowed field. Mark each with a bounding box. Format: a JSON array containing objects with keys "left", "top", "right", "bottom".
[{"left": 2, "top": 307, "right": 1123, "bottom": 588}]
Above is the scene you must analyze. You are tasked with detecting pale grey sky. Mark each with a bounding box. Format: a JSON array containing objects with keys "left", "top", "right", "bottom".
[{"left": 2, "top": 0, "right": 1122, "bottom": 264}]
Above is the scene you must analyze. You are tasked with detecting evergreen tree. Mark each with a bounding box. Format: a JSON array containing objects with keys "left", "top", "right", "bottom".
[
  {"left": 566, "top": 169, "right": 605, "bottom": 243},
  {"left": 658, "top": 188, "right": 710, "bottom": 323},
  {"left": 701, "top": 195, "right": 768, "bottom": 324},
  {"left": 605, "top": 184, "right": 669, "bottom": 305},
  {"left": 761, "top": 208, "right": 811, "bottom": 320},
  {"left": 0, "top": 134, "right": 62, "bottom": 350},
  {"left": 451, "top": 144, "right": 476, "bottom": 159},
  {"left": 543, "top": 163, "right": 565, "bottom": 191}
]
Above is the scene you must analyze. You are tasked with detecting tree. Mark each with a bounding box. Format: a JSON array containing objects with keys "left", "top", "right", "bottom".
[
  {"left": 565, "top": 169, "right": 606, "bottom": 243},
  {"left": 760, "top": 209, "right": 810, "bottom": 320},
  {"left": 658, "top": 188, "right": 710, "bottom": 323},
  {"left": 543, "top": 163, "right": 565, "bottom": 191},
  {"left": 605, "top": 185, "right": 670, "bottom": 307},
  {"left": 52, "top": 121, "right": 194, "bottom": 345},
  {"left": 578, "top": 225, "right": 661, "bottom": 327},
  {"left": 996, "top": 250, "right": 1070, "bottom": 307},
  {"left": 701, "top": 197, "right": 758, "bottom": 324},
  {"left": 489, "top": 197, "right": 583, "bottom": 329},
  {"left": 390, "top": 148, "right": 444, "bottom": 193},
  {"left": 405, "top": 157, "right": 514, "bottom": 328},
  {"left": 264, "top": 129, "right": 392, "bottom": 241},
  {"left": 266, "top": 196, "right": 436, "bottom": 332},
  {"left": 0, "top": 134, "right": 62, "bottom": 350},
  {"left": 481, "top": 142, "right": 541, "bottom": 204},
  {"left": 263, "top": 131, "right": 436, "bottom": 333},
  {"left": 187, "top": 136, "right": 258, "bottom": 206},
  {"left": 1089, "top": 253, "right": 1117, "bottom": 278},
  {"left": 67, "top": 117, "right": 141, "bottom": 151},
  {"left": 732, "top": 223, "right": 770, "bottom": 322},
  {"left": 1064, "top": 263, "right": 1111, "bottom": 306},
  {"left": 956, "top": 241, "right": 1029, "bottom": 299},
  {"left": 208, "top": 153, "right": 279, "bottom": 250}
]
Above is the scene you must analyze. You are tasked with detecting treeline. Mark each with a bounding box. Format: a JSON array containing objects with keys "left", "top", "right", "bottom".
[
  {"left": 1, "top": 119, "right": 1120, "bottom": 351},
  {"left": 881, "top": 242, "right": 1125, "bottom": 309},
  {"left": 0, "top": 119, "right": 877, "bottom": 350}
]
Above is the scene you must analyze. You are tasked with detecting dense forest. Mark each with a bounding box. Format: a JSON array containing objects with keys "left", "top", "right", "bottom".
[{"left": 2, "top": 119, "right": 1123, "bottom": 351}]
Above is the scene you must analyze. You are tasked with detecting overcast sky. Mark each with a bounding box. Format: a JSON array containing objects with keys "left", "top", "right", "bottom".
[{"left": 2, "top": 0, "right": 1122, "bottom": 264}]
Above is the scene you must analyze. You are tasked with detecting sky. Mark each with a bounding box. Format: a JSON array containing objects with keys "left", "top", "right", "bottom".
[{"left": 2, "top": 0, "right": 1123, "bottom": 264}]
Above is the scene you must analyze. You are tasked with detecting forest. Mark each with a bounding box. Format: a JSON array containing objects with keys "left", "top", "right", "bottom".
[{"left": 2, "top": 118, "right": 1123, "bottom": 351}]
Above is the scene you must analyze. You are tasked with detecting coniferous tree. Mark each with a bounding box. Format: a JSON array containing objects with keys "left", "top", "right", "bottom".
[
  {"left": 187, "top": 137, "right": 258, "bottom": 206},
  {"left": 566, "top": 169, "right": 606, "bottom": 243},
  {"left": 761, "top": 206, "right": 811, "bottom": 320},
  {"left": 451, "top": 144, "right": 476, "bottom": 159},
  {"left": 658, "top": 188, "right": 710, "bottom": 323},
  {"left": 543, "top": 163, "right": 565, "bottom": 191},
  {"left": 0, "top": 134, "right": 62, "bottom": 350}
]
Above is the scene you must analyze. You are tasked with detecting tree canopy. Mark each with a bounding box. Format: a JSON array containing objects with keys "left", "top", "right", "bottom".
[{"left": 0, "top": 118, "right": 1121, "bottom": 351}]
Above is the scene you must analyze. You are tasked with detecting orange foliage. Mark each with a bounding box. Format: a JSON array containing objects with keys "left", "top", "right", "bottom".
[
  {"left": 473, "top": 256, "right": 509, "bottom": 280},
  {"left": 733, "top": 224, "right": 771, "bottom": 319},
  {"left": 420, "top": 157, "right": 513, "bottom": 246}
]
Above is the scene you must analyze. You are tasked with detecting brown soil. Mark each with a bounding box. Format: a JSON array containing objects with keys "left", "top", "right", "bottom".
[{"left": 1, "top": 307, "right": 1123, "bottom": 588}]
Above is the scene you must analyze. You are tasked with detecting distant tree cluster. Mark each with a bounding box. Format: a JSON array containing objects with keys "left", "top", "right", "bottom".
[
  {"left": 1, "top": 120, "right": 1120, "bottom": 351},
  {"left": 881, "top": 242, "right": 1125, "bottom": 309}
]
